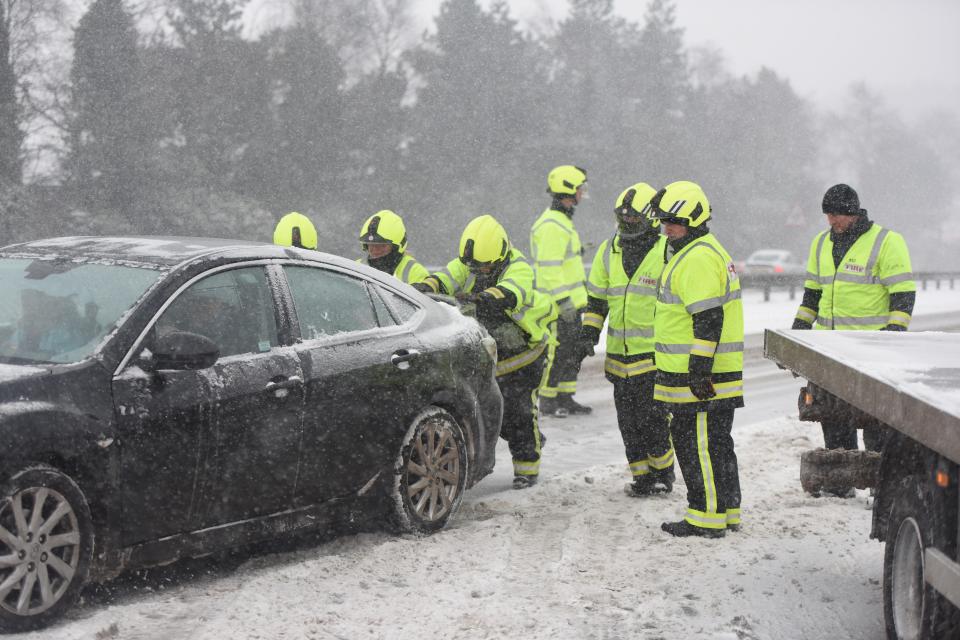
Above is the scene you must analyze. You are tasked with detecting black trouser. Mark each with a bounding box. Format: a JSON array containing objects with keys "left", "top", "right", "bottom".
[
  {"left": 498, "top": 353, "right": 547, "bottom": 477},
  {"left": 544, "top": 312, "right": 583, "bottom": 398},
  {"left": 667, "top": 407, "right": 741, "bottom": 530},
  {"left": 820, "top": 401, "right": 886, "bottom": 453},
  {"left": 611, "top": 372, "right": 673, "bottom": 479}
]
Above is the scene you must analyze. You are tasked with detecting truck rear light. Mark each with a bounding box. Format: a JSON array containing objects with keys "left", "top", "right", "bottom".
[{"left": 936, "top": 469, "right": 950, "bottom": 488}]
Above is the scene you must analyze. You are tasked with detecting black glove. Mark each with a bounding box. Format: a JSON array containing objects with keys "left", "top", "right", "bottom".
[
  {"left": 412, "top": 282, "right": 433, "bottom": 294},
  {"left": 791, "top": 318, "right": 812, "bottom": 330},
  {"left": 689, "top": 373, "right": 716, "bottom": 401},
  {"left": 880, "top": 324, "right": 906, "bottom": 332}
]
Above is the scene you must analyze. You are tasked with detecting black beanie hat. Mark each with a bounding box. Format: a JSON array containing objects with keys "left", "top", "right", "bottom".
[{"left": 822, "top": 183, "right": 866, "bottom": 215}]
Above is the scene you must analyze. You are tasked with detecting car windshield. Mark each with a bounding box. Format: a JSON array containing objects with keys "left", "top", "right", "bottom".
[{"left": 0, "top": 257, "right": 163, "bottom": 364}]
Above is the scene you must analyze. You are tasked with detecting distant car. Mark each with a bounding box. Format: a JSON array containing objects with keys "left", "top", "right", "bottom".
[
  {"left": 0, "top": 236, "right": 502, "bottom": 631},
  {"left": 742, "top": 249, "right": 806, "bottom": 280}
]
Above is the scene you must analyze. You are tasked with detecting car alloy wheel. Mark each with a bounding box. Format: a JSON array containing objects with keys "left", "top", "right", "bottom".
[
  {"left": 0, "top": 467, "right": 93, "bottom": 632},
  {"left": 390, "top": 406, "right": 468, "bottom": 534}
]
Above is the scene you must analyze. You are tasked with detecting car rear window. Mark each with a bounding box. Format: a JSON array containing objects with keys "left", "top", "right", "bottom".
[
  {"left": 380, "top": 288, "right": 419, "bottom": 324},
  {"left": 748, "top": 251, "right": 785, "bottom": 263},
  {"left": 284, "top": 266, "right": 380, "bottom": 338}
]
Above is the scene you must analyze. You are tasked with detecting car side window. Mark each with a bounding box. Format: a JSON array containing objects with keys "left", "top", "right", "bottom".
[
  {"left": 155, "top": 267, "right": 278, "bottom": 357},
  {"left": 380, "top": 288, "right": 420, "bottom": 324},
  {"left": 285, "top": 266, "right": 379, "bottom": 338}
]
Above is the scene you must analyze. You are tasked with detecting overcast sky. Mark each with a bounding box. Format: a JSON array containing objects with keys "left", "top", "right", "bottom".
[{"left": 406, "top": 0, "right": 960, "bottom": 120}]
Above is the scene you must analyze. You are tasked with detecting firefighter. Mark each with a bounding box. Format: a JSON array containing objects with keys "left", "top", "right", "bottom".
[
  {"left": 416, "top": 215, "right": 557, "bottom": 489},
  {"left": 581, "top": 183, "right": 675, "bottom": 496},
  {"left": 531, "top": 165, "right": 591, "bottom": 418},
  {"left": 358, "top": 210, "right": 429, "bottom": 284},
  {"left": 649, "top": 181, "right": 743, "bottom": 538},
  {"left": 273, "top": 211, "right": 318, "bottom": 250},
  {"left": 792, "top": 184, "right": 916, "bottom": 491}
]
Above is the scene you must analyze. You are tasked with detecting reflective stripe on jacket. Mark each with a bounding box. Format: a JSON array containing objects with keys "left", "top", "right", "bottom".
[
  {"left": 586, "top": 234, "right": 666, "bottom": 358},
  {"left": 654, "top": 233, "right": 744, "bottom": 404},
  {"left": 804, "top": 225, "right": 915, "bottom": 330},
  {"left": 530, "top": 209, "right": 587, "bottom": 311},
  {"left": 394, "top": 253, "right": 430, "bottom": 285}
]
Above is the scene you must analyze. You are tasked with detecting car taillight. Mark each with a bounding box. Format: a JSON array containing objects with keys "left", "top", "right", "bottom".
[
  {"left": 775, "top": 265, "right": 784, "bottom": 273},
  {"left": 481, "top": 336, "right": 498, "bottom": 362}
]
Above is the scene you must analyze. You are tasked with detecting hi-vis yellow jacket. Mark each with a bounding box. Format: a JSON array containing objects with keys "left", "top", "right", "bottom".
[
  {"left": 429, "top": 249, "right": 557, "bottom": 376},
  {"left": 584, "top": 235, "right": 667, "bottom": 378},
  {"left": 798, "top": 224, "right": 915, "bottom": 330},
  {"left": 359, "top": 253, "right": 429, "bottom": 285},
  {"left": 530, "top": 209, "right": 587, "bottom": 312},
  {"left": 653, "top": 234, "right": 744, "bottom": 405}
]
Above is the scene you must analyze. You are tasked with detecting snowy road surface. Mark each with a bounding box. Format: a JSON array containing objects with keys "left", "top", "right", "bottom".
[{"left": 17, "top": 288, "right": 960, "bottom": 640}]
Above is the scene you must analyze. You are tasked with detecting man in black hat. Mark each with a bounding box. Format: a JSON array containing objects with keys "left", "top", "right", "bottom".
[{"left": 790, "top": 184, "right": 916, "bottom": 495}]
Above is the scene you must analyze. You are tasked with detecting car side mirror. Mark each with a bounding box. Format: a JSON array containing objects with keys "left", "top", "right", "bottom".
[{"left": 149, "top": 330, "right": 220, "bottom": 370}]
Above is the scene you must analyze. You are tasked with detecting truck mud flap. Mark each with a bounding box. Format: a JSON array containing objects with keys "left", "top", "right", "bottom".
[{"left": 800, "top": 448, "right": 881, "bottom": 494}]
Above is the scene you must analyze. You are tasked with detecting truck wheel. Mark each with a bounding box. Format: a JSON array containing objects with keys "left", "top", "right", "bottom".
[
  {"left": 0, "top": 466, "right": 94, "bottom": 633},
  {"left": 388, "top": 407, "right": 468, "bottom": 535},
  {"left": 883, "top": 474, "right": 960, "bottom": 639}
]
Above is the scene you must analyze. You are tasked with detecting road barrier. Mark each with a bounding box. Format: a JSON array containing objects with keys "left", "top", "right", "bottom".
[{"left": 741, "top": 270, "right": 960, "bottom": 302}]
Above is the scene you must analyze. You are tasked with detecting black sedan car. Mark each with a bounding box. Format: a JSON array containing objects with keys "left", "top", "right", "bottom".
[{"left": 0, "top": 236, "right": 502, "bottom": 631}]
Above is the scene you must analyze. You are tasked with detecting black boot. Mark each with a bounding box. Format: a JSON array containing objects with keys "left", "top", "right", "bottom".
[
  {"left": 540, "top": 397, "right": 568, "bottom": 418},
  {"left": 559, "top": 394, "right": 592, "bottom": 415},
  {"left": 624, "top": 476, "right": 657, "bottom": 497},
  {"left": 652, "top": 468, "right": 675, "bottom": 494},
  {"left": 513, "top": 475, "right": 538, "bottom": 489},
  {"left": 661, "top": 520, "right": 725, "bottom": 538}
]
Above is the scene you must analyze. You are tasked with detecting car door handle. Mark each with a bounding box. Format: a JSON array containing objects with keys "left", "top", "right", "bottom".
[
  {"left": 265, "top": 375, "right": 303, "bottom": 395},
  {"left": 391, "top": 349, "right": 420, "bottom": 369}
]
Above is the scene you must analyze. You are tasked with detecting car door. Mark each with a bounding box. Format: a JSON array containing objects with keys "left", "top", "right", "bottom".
[
  {"left": 281, "top": 264, "right": 429, "bottom": 504},
  {"left": 113, "top": 265, "right": 304, "bottom": 544}
]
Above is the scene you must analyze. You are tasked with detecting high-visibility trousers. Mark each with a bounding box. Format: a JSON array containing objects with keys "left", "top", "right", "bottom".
[
  {"left": 499, "top": 351, "right": 548, "bottom": 477},
  {"left": 612, "top": 371, "right": 674, "bottom": 480},
  {"left": 542, "top": 312, "right": 582, "bottom": 398},
  {"left": 667, "top": 407, "right": 742, "bottom": 531}
]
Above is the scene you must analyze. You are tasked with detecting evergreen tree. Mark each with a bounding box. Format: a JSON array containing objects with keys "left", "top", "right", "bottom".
[
  {"left": 406, "top": 0, "right": 550, "bottom": 257},
  {"left": 549, "top": 0, "right": 653, "bottom": 243},
  {"left": 241, "top": 25, "right": 345, "bottom": 208},
  {"left": 686, "top": 68, "right": 818, "bottom": 256},
  {"left": 0, "top": 2, "right": 21, "bottom": 186},
  {"left": 165, "top": 0, "right": 268, "bottom": 189},
  {"left": 70, "top": 0, "right": 149, "bottom": 223}
]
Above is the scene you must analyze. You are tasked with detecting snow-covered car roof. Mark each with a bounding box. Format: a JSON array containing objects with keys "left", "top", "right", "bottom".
[{"left": 0, "top": 236, "right": 307, "bottom": 267}]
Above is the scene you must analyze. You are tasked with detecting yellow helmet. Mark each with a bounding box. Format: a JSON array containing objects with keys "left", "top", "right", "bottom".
[
  {"left": 649, "top": 180, "right": 711, "bottom": 228},
  {"left": 459, "top": 215, "right": 509, "bottom": 269},
  {"left": 359, "top": 209, "right": 407, "bottom": 253},
  {"left": 614, "top": 183, "right": 659, "bottom": 231},
  {"left": 273, "top": 212, "right": 318, "bottom": 250},
  {"left": 546, "top": 165, "right": 587, "bottom": 196}
]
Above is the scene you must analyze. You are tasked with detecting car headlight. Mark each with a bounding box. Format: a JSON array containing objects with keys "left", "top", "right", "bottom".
[{"left": 481, "top": 335, "right": 497, "bottom": 362}]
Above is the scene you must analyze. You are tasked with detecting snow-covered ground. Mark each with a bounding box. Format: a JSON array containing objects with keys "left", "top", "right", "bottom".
[{"left": 20, "top": 286, "right": 960, "bottom": 640}]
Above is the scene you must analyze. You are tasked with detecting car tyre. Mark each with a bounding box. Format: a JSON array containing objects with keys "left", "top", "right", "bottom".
[
  {"left": 389, "top": 406, "right": 468, "bottom": 534},
  {"left": 883, "top": 474, "right": 960, "bottom": 640},
  {"left": 0, "top": 466, "right": 94, "bottom": 633}
]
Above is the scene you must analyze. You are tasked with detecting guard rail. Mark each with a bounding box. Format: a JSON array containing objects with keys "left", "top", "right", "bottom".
[{"left": 741, "top": 270, "right": 960, "bottom": 302}]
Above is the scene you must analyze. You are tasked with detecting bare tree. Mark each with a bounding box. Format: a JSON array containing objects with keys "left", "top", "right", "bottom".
[
  {"left": 2, "top": 0, "right": 71, "bottom": 181},
  {"left": 287, "top": 0, "right": 416, "bottom": 80}
]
